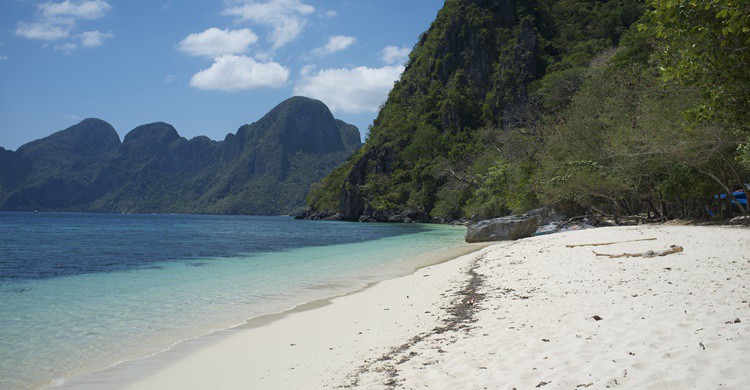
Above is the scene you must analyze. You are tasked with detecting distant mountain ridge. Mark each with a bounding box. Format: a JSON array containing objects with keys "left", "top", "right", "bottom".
[{"left": 0, "top": 96, "right": 361, "bottom": 214}]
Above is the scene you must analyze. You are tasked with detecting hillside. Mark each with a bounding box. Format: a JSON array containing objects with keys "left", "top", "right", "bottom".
[
  {"left": 0, "top": 97, "right": 361, "bottom": 215},
  {"left": 306, "top": 0, "right": 749, "bottom": 221}
]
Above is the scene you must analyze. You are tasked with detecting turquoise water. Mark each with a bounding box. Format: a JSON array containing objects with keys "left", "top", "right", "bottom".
[{"left": 0, "top": 212, "right": 466, "bottom": 389}]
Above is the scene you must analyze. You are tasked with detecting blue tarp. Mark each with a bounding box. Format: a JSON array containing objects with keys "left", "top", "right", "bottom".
[{"left": 716, "top": 188, "right": 748, "bottom": 206}]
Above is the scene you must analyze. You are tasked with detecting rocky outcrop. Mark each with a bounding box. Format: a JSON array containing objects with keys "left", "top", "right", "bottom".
[
  {"left": 259, "top": 96, "right": 347, "bottom": 155},
  {"left": 16, "top": 118, "right": 121, "bottom": 161},
  {"left": 294, "top": 210, "right": 342, "bottom": 220},
  {"left": 465, "top": 214, "right": 541, "bottom": 242},
  {"left": 336, "top": 120, "right": 362, "bottom": 153}
]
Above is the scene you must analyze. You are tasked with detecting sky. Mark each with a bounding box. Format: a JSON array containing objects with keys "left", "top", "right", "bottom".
[{"left": 0, "top": 0, "right": 444, "bottom": 150}]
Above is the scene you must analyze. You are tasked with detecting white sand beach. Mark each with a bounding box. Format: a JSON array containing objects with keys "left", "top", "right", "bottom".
[{"left": 74, "top": 225, "right": 749, "bottom": 389}]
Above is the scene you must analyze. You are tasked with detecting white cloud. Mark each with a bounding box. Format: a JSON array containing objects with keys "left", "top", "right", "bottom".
[
  {"left": 179, "top": 28, "right": 258, "bottom": 57},
  {"left": 380, "top": 45, "right": 411, "bottom": 65},
  {"left": 294, "top": 65, "right": 404, "bottom": 114},
  {"left": 313, "top": 35, "right": 355, "bottom": 56},
  {"left": 15, "top": 22, "right": 70, "bottom": 41},
  {"left": 15, "top": 0, "right": 112, "bottom": 51},
  {"left": 0, "top": 55, "right": 8, "bottom": 61},
  {"left": 164, "top": 74, "right": 177, "bottom": 84},
  {"left": 323, "top": 10, "right": 337, "bottom": 18},
  {"left": 190, "top": 55, "right": 290, "bottom": 91},
  {"left": 80, "top": 30, "right": 112, "bottom": 47},
  {"left": 54, "top": 42, "right": 78, "bottom": 52},
  {"left": 40, "top": 0, "right": 112, "bottom": 20},
  {"left": 222, "top": 0, "right": 315, "bottom": 49}
]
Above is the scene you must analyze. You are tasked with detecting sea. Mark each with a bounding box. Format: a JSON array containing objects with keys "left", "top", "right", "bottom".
[{"left": 0, "top": 212, "right": 468, "bottom": 389}]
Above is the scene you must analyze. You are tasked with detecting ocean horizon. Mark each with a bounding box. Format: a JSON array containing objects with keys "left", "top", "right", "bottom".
[{"left": 0, "top": 212, "right": 467, "bottom": 389}]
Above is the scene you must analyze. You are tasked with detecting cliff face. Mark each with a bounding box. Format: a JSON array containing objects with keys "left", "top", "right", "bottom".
[
  {"left": 308, "top": 0, "right": 551, "bottom": 220},
  {"left": 306, "top": 0, "right": 642, "bottom": 222},
  {"left": 0, "top": 97, "right": 361, "bottom": 215}
]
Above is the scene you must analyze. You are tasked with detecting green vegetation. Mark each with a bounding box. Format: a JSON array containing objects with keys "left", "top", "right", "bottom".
[
  {"left": 0, "top": 97, "right": 361, "bottom": 215},
  {"left": 308, "top": 0, "right": 748, "bottom": 220}
]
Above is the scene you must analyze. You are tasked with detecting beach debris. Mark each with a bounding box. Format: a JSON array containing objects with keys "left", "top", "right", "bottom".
[
  {"left": 592, "top": 315, "right": 604, "bottom": 321},
  {"left": 576, "top": 383, "right": 594, "bottom": 388},
  {"left": 344, "top": 256, "right": 487, "bottom": 387},
  {"left": 725, "top": 318, "right": 741, "bottom": 324},
  {"left": 536, "top": 381, "right": 551, "bottom": 387},
  {"left": 594, "top": 245, "right": 683, "bottom": 259},
  {"left": 699, "top": 342, "right": 706, "bottom": 350},
  {"left": 729, "top": 215, "right": 750, "bottom": 225},
  {"left": 566, "top": 237, "right": 657, "bottom": 248}
]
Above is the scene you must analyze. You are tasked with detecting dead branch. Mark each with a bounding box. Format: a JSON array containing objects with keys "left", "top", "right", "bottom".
[
  {"left": 566, "top": 237, "right": 657, "bottom": 248},
  {"left": 594, "top": 245, "right": 684, "bottom": 259}
]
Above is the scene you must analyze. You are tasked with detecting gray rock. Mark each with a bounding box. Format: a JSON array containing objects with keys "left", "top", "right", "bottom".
[
  {"left": 523, "top": 206, "right": 564, "bottom": 225},
  {"left": 535, "top": 222, "right": 561, "bottom": 236},
  {"left": 465, "top": 215, "right": 540, "bottom": 243}
]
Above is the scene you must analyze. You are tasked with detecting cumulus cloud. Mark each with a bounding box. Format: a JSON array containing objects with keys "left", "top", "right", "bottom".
[
  {"left": 313, "top": 35, "right": 355, "bottom": 56},
  {"left": 54, "top": 42, "right": 78, "bottom": 52},
  {"left": 179, "top": 28, "right": 258, "bottom": 57},
  {"left": 15, "top": 22, "right": 70, "bottom": 41},
  {"left": 190, "top": 55, "right": 290, "bottom": 91},
  {"left": 294, "top": 65, "right": 404, "bottom": 114},
  {"left": 222, "top": 0, "right": 315, "bottom": 49},
  {"left": 40, "top": 0, "right": 111, "bottom": 20},
  {"left": 380, "top": 45, "right": 411, "bottom": 65},
  {"left": 80, "top": 30, "right": 112, "bottom": 47},
  {"left": 15, "top": 0, "right": 112, "bottom": 51}
]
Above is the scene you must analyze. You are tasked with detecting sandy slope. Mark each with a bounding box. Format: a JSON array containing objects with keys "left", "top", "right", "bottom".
[
  {"left": 365, "top": 225, "right": 750, "bottom": 389},
  {"left": 79, "top": 225, "right": 749, "bottom": 389}
]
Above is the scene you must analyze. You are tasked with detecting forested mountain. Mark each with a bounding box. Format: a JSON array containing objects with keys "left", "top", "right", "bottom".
[
  {"left": 0, "top": 96, "right": 361, "bottom": 214},
  {"left": 306, "top": 0, "right": 749, "bottom": 221}
]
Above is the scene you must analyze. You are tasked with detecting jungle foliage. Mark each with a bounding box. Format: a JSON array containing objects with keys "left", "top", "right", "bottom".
[{"left": 307, "top": 0, "right": 749, "bottom": 220}]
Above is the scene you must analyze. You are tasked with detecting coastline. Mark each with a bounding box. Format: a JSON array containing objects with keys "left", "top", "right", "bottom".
[
  {"left": 64, "top": 225, "right": 749, "bottom": 389},
  {"left": 60, "top": 241, "right": 490, "bottom": 389}
]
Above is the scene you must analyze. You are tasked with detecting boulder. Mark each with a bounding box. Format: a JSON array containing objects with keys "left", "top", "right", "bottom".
[
  {"left": 523, "top": 206, "right": 564, "bottom": 225},
  {"left": 465, "top": 215, "right": 540, "bottom": 243}
]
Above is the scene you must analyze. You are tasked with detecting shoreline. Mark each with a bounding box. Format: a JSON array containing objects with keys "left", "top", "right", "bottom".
[
  {"left": 60, "top": 241, "right": 490, "bottom": 389},
  {"left": 64, "top": 225, "right": 749, "bottom": 389}
]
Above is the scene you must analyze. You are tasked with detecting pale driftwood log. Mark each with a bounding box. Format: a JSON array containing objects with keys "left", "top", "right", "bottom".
[
  {"left": 566, "top": 238, "right": 657, "bottom": 248},
  {"left": 594, "top": 245, "right": 684, "bottom": 259}
]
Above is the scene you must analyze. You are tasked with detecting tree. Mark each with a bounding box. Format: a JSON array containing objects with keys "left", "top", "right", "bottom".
[{"left": 643, "top": 0, "right": 750, "bottom": 169}]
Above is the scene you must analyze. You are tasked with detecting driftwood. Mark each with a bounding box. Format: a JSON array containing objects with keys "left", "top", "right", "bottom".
[
  {"left": 594, "top": 245, "right": 684, "bottom": 259},
  {"left": 566, "top": 238, "right": 657, "bottom": 248}
]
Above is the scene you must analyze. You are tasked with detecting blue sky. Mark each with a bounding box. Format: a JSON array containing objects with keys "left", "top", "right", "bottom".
[{"left": 0, "top": 0, "right": 443, "bottom": 150}]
